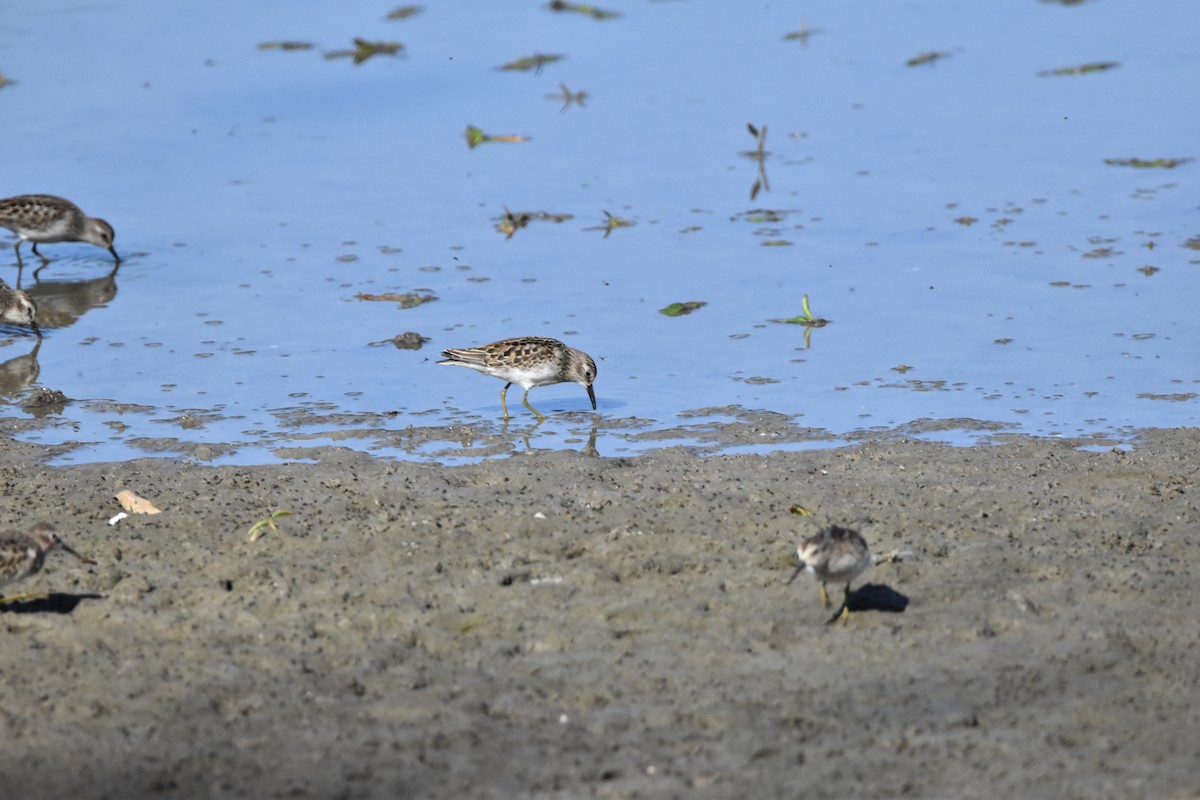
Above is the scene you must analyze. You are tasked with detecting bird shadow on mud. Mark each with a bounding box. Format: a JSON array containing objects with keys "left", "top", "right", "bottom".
[
  {"left": 847, "top": 583, "right": 909, "bottom": 615},
  {"left": 0, "top": 592, "right": 103, "bottom": 615}
]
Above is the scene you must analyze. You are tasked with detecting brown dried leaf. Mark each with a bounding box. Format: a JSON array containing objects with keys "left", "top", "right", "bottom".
[{"left": 115, "top": 490, "right": 163, "bottom": 515}]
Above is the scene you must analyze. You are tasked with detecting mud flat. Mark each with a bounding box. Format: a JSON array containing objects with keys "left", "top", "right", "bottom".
[{"left": 0, "top": 429, "right": 1196, "bottom": 798}]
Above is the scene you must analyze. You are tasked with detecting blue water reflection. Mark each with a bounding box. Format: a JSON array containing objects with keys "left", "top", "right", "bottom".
[{"left": 1, "top": 0, "right": 1196, "bottom": 464}]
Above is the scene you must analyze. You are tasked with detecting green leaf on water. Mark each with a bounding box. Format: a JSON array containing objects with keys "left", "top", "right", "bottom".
[
  {"left": 464, "top": 125, "right": 531, "bottom": 149},
  {"left": 1104, "top": 157, "right": 1191, "bottom": 169},
  {"left": 1037, "top": 61, "right": 1119, "bottom": 77},
  {"left": 325, "top": 39, "right": 404, "bottom": 64},
  {"left": 770, "top": 294, "right": 830, "bottom": 327},
  {"left": 659, "top": 301, "right": 707, "bottom": 317},
  {"left": 499, "top": 53, "right": 565, "bottom": 73}
]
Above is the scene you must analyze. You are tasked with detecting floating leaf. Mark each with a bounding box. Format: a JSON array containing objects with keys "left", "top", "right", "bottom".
[
  {"left": 546, "top": 83, "right": 588, "bottom": 112},
  {"left": 499, "top": 53, "right": 564, "bottom": 73},
  {"left": 115, "top": 490, "right": 163, "bottom": 515},
  {"left": 906, "top": 50, "right": 952, "bottom": 67},
  {"left": 659, "top": 301, "right": 707, "bottom": 317},
  {"left": 770, "top": 294, "right": 830, "bottom": 327},
  {"left": 386, "top": 5, "right": 422, "bottom": 19},
  {"left": 1037, "top": 61, "right": 1118, "bottom": 77},
  {"left": 783, "top": 20, "right": 819, "bottom": 43},
  {"left": 496, "top": 209, "right": 573, "bottom": 239},
  {"left": 583, "top": 210, "right": 634, "bottom": 238},
  {"left": 356, "top": 292, "right": 437, "bottom": 308},
  {"left": 1104, "top": 157, "right": 1191, "bottom": 169},
  {"left": 258, "top": 41, "right": 315, "bottom": 51},
  {"left": 549, "top": 1, "right": 620, "bottom": 20},
  {"left": 464, "top": 124, "right": 531, "bottom": 149},
  {"left": 326, "top": 38, "right": 404, "bottom": 64},
  {"left": 743, "top": 122, "right": 770, "bottom": 200}
]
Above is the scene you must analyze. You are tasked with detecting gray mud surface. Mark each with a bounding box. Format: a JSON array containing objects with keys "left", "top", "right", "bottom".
[{"left": 1, "top": 430, "right": 1198, "bottom": 799}]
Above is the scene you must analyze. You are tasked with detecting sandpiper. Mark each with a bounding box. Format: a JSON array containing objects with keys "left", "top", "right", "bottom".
[
  {"left": 438, "top": 336, "right": 597, "bottom": 420},
  {"left": 0, "top": 194, "right": 120, "bottom": 267},
  {"left": 0, "top": 278, "right": 40, "bottom": 337},
  {"left": 0, "top": 522, "right": 94, "bottom": 604},
  {"left": 788, "top": 525, "right": 871, "bottom": 625}
]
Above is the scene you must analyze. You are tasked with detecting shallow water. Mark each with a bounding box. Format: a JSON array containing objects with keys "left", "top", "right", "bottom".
[{"left": 1, "top": 0, "right": 1196, "bottom": 464}]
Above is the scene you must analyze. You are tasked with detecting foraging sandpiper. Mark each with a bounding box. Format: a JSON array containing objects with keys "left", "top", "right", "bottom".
[
  {"left": 438, "top": 336, "right": 597, "bottom": 420},
  {"left": 0, "top": 278, "right": 40, "bottom": 337},
  {"left": 0, "top": 194, "right": 119, "bottom": 268},
  {"left": 0, "top": 523, "right": 94, "bottom": 604},
  {"left": 788, "top": 524, "right": 871, "bottom": 625}
]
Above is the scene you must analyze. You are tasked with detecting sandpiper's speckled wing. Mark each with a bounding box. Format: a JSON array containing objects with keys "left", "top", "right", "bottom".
[
  {"left": 0, "top": 195, "right": 79, "bottom": 232},
  {"left": 0, "top": 531, "right": 45, "bottom": 588},
  {"left": 440, "top": 336, "right": 564, "bottom": 369}
]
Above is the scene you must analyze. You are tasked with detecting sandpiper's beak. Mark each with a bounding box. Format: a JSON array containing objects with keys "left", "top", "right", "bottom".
[
  {"left": 31, "top": 321, "right": 42, "bottom": 339},
  {"left": 59, "top": 541, "right": 96, "bottom": 566},
  {"left": 786, "top": 564, "right": 805, "bottom": 584},
  {"left": 109, "top": 246, "right": 121, "bottom": 263},
  {"left": 586, "top": 383, "right": 596, "bottom": 410}
]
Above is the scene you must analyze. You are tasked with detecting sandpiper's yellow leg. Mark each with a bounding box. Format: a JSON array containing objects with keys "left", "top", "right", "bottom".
[
  {"left": 826, "top": 586, "right": 853, "bottom": 625},
  {"left": 826, "top": 604, "right": 851, "bottom": 626},
  {"left": 818, "top": 583, "right": 830, "bottom": 608},
  {"left": 0, "top": 591, "right": 47, "bottom": 605},
  {"left": 500, "top": 383, "right": 511, "bottom": 419},
  {"left": 521, "top": 389, "right": 546, "bottom": 420}
]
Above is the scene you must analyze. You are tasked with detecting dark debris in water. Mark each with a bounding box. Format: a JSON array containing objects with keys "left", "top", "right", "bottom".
[
  {"left": 23, "top": 388, "right": 68, "bottom": 416},
  {"left": 496, "top": 209, "right": 574, "bottom": 239},
  {"left": 357, "top": 292, "right": 436, "bottom": 309},
  {"left": 1137, "top": 392, "right": 1198, "bottom": 402},
  {"left": 386, "top": 332, "right": 430, "bottom": 350},
  {"left": 782, "top": 20, "right": 819, "bottom": 44},
  {"left": 546, "top": 83, "right": 588, "bottom": 112},
  {"left": 258, "top": 41, "right": 315, "bottom": 52},
  {"left": 906, "top": 50, "right": 953, "bottom": 67},
  {"left": 549, "top": 1, "right": 620, "bottom": 20},
  {"left": 385, "top": 5, "right": 422, "bottom": 20}
]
